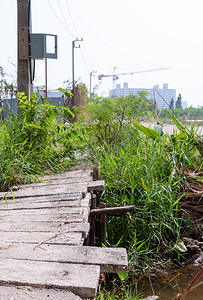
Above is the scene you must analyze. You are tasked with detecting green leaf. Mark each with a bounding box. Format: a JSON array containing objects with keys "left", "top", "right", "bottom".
[
  {"left": 133, "top": 123, "right": 160, "bottom": 140},
  {"left": 10, "top": 189, "right": 16, "bottom": 205},
  {"left": 168, "top": 111, "right": 186, "bottom": 133},
  {"left": 57, "top": 87, "right": 72, "bottom": 99},
  {"left": 118, "top": 273, "right": 128, "bottom": 281},
  {"left": 175, "top": 132, "right": 187, "bottom": 141}
]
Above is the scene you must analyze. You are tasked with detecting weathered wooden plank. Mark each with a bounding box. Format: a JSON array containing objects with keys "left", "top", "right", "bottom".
[
  {"left": 80, "top": 192, "right": 91, "bottom": 207},
  {"left": 0, "top": 199, "right": 80, "bottom": 210},
  {"left": 0, "top": 211, "right": 83, "bottom": 222},
  {"left": 0, "top": 186, "right": 87, "bottom": 199},
  {"left": 0, "top": 207, "right": 84, "bottom": 218},
  {"left": 87, "top": 180, "right": 105, "bottom": 191},
  {"left": 0, "top": 259, "right": 100, "bottom": 298},
  {"left": 0, "top": 181, "right": 104, "bottom": 200},
  {"left": 1, "top": 193, "right": 81, "bottom": 203},
  {"left": 0, "top": 231, "right": 83, "bottom": 246},
  {"left": 16, "top": 180, "right": 104, "bottom": 194},
  {"left": 0, "top": 244, "right": 128, "bottom": 273},
  {"left": 0, "top": 285, "right": 82, "bottom": 300},
  {"left": 0, "top": 221, "right": 90, "bottom": 237},
  {"left": 41, "top": 169, "right": 92, "bottom": 180},
  {"left": 16, "top": 176, "right": 93, "bottom": 189},
  {"left": 0, "top": 214, "right": 84, "bottom": 224}
]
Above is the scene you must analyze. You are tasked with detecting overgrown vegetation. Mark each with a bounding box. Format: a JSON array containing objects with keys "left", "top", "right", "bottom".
[
  {"left": 0, "top": 91, "right": 77, "bottom": 191},
  {"left": 0, "top": 87, "right": 202, "bottom": 298},
  {"left": 158, "top": 106, "right": 203, "bottom": 121},
  {"left": 76, "top": 94, "right": 203, "bottom": 276}
]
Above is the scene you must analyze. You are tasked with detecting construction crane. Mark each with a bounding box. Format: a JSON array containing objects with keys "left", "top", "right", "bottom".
[{"left": 98, "top": 66, "right": 171, "bottom": 91}]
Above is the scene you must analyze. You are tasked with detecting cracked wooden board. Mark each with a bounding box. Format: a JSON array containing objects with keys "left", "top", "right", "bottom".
[
  {"left": 16, "top": 176, "right": 93, "bottom": 189},
  {"left": 0, "top": 285, "right": 82, "bottom": 300},
  {"left": 0, "top": 181, "right": 104, "bottom": 200},
  {"left": 0, "top": 207, "right": 84, "bottom": 217},
  {"left": 0, "top": 221, "right": 90, "bottom": 237},
  {"left": 41, "top": 169, "right": 92, "bottom": 180},
  {"left": 0, "top": 199, "right": 81, "bottom": 210},
  {"left": 0, "top": 231, "right": 83, "bottom": 246},
  {"left": 0, "top": 244, "right": 128, "bottom": 273},
  {"left": 0, "top": 186, "right": 87, "bottom": 200},
  {"left": 0, "top": 259, "right": 100, "bottom": 298},
  {"left": 1, "top": 193, "right": 81, "bottom": 203}
]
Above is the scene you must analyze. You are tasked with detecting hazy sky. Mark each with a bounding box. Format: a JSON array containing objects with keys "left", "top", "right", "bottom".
[{"left": 1, "top": 0, "right": 203, "bottom": 107}]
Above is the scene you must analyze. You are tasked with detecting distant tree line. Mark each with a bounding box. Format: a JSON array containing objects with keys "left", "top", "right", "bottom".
[
  {"left": 158, "top": 106, "right": 203, "bottom": 120},
  {"left": 169, "top": 93, "right": 182, "bottom": 109}
]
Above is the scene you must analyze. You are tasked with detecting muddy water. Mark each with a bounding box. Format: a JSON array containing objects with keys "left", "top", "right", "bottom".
[{"left": 138, "top": 265, "right": 203, "bottom": 300}]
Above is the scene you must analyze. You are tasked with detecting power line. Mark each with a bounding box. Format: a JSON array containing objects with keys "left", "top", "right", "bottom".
[
  {"left": 82, "top": 42, "right": 94, "bottom": 70},
  {"left": 79, "top": 47, "right": 90, "bottom": 72},
  {"left": 64, "top": 0, "right": 80, "bottom": 36},
  {"left": 154, "top": 88, "right": 190, "bottom": 133},
  {"left": 56, "top": 0, "right": 75, "bottom": 38},
  {"left": 46, "top": 0, "right": 74, "bottom": 37},
  {"left": 154, "top": 88, "right": 178, "bottom": 117}
]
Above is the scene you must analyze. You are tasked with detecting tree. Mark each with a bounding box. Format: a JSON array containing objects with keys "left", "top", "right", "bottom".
[
  {"left": 176, "top": 93, "right": 182, "bottom": 109},
  {"left": 169, "top": 97, "right": 174, "bottom": 109},
  {"left": 0, "top": 66, "right": 16, "bottom": 99}
]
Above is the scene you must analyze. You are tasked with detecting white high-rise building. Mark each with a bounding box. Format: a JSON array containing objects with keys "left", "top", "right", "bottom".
[{"left": 109, "top": 82, "right": 176, "bottom": 109}]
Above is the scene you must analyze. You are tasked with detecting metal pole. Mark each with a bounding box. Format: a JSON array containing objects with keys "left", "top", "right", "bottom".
[
  {"left": 89, "top": 71, "right": 97, "bottom": 97},
  {"left": 90, "top": 72, "right": 92, "bottom": 96},
  {"left": 72, "top": 40, "right": 75, "bottom": 89},
  {"left": 72, "top": 38, "right": 83, "bottom": 90},
  {"left": 45, "top": 58, "right": 48, "bottom": 99}
]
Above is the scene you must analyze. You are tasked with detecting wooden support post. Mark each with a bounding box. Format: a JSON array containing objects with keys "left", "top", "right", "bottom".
[
  {"left": 99, "top": 202, "right": 106, "bottom": 246},
  {"left": 90, "top": 192, "right": 97, "bottom": 246},
  {"left": 17, "top": 0, "right": 32, "bottom": 99},
  {"left": 93, "top": 166, "right": 99, "bottom": 181}
]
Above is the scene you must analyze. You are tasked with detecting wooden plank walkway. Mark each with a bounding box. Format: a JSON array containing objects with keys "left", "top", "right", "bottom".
[{"left": 0, "top": 169, "right": 128, "bottom": 299}]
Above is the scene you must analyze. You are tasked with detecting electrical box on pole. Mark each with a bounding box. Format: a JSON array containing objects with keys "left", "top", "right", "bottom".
[
  {"left": 17, "top": 0, "right": 58, "bottom": 102},
  {"left": 30, "top": 34, "right": 58, "bottom": 59}
]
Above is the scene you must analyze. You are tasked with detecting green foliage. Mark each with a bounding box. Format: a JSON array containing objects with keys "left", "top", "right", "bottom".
[
  {"left": 0, "top": 66, "right": 16, "bottom": 99},
  {"left": 78, "top": 97, "right": 202, "bottom": 274},
  {"left": 169, "top": 98, "right": 174, "bottom": 109},
  {"left": 133, "top": 123, "right": 161, "bottom": 140},
  {"left": 57, "top": 87, "right": 72, "bottom": 99},
  {"left": 97, "top": 279, "right": 142, "bottom": 299},
  {"left": 77, "top": 82, "right": 89, "bottom": 105},
  {"left": 158, "top": 106, "right": 203, "bottom": 120},
  {"left": 0, "top": 92, "right": 77, "bottom": 191},
  {"left": 176, "top": 94, "right": 182, "bottom": 109},
  {"left": 85, "top": 93, "right": 151, "bottom": 145}
]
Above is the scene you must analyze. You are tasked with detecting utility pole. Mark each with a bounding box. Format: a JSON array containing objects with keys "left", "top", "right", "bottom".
[
  {"left": 72, "top": 38, "right": 83, "bottom": 89},
  {"left": 89, "top": 70, "right": 97, "bottom": 96},
  {"left": 17, "top": 0, "right": 32, "bottom": 99}
]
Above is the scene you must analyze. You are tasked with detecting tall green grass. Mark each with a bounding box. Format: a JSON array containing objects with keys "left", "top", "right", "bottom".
[
  {"left": 78, "top": 95, "right": 203, "bottom": 274},
  {"left": 0, "top": 92, "right": 77, "bottom": 191}
]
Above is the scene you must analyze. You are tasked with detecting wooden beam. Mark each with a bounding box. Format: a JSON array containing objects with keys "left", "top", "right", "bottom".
[{"left": 91, "top": 205, "right": 135, "bottom": 216}]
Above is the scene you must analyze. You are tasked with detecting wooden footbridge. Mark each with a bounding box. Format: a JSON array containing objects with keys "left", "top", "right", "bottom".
[{"left": 0, "top": 169, "right": 129, "bottom": 299}]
